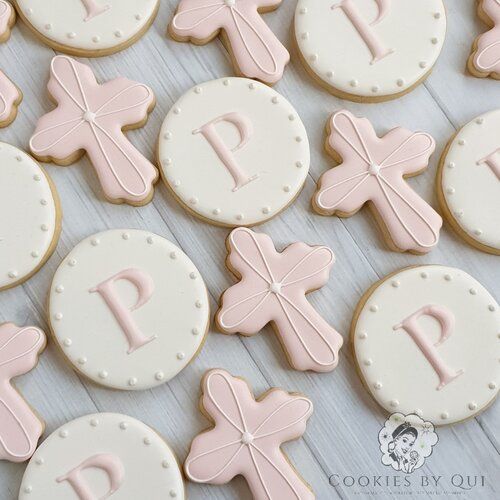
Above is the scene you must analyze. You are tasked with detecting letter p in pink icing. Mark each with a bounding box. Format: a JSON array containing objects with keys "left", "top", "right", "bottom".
[{"left": 90, "top": 268, "right": 156, "bottom": 354}]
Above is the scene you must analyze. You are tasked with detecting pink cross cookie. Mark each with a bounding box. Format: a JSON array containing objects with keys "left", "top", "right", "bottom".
[
  {"left": 469, "top": 0, "right": 500, "bottom": 78},
  {"left": 0, "top": 1, "right": 21, "bottom": 128},
  {"left": 0, "top": 323, "right": 46, "bottom": 463},
  {"left": 29, "top": 56, "right": 158, "bottom": 206},
  {"left": 216, "top": 227, "right": 343, "bottom": 372},
  {"left": 313, "top": 110, "right": 442, "bottom": 254},
  {"left": 185, "top": 369, "right": 314, "bottom": 499},
  {"left": 170, "top": 0, "right": 289, "bottom": 84}
]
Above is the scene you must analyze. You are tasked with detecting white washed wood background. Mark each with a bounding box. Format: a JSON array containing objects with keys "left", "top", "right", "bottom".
[{"left": 1, "top": 1, "right": 499, "bottom": 499}]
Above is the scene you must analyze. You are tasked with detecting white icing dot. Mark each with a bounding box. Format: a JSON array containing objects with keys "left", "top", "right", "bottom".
[
  {"left": 223, "top": 79, "right": 230, "bottom": 86},
  {"left": 288, "top": 114, "right": 295, "bottom": 121},
  {"left": 147, "top": 236, "right": 154, "bottom": 244},
  {"left": 177, "top": 352, "right": 185, "bottom": 360},
  {"left": 420, "top": 272, "right": 428, "bottom": 279},
  {"left": 271, "top": 96, "right": 279, "bottom": 104},
  {"left": 144, "top": 437, "right": 151, "bottom": 445},
  {"left": 63, "top": 338, "right": 72, "bottom": 347},
  {"left": 170, "top": 252, "right": 177, "bottom": 259},
  {"left": 373, "top": 382, "right": 382, "bottom": 390},
  {"left": 122, "top": 232, "right": 130, "bottom": 240},
  {"left": 67, "top": 32, "right": 76, "bottom": 39},
  {"left": 59, "top": 430, "right": 68, "bottom": 438},
  {"left": 248, "top": 82, "right": 255, "bottom": 90},
  {"left": 458, "top": 139, "right": 466, "bottom": 146},
  {"left": 454, "top": 210, "right": 464, "bottom": 218},
  {"left": 476, "top": 118, "right": 484, "bottom": 125},
  {"left": 283, "top": 185, "right": 291, "bottom": 193},
  {"left": 212, "top": 208, "right": 221, "bottom": 215},
  {"left": 135, "top": 14, "right": 142, "bottom": 21},
  {"left": 41, "top": 224, "right": 49, "bottom": 232},
  {"left": 78, "top": 357, "right": 87, "bottom": 365},
  {"left": 173, "top": 107, "right": 181, "bottom": 115},
  {"left": 301, "top": 32, "right": 309, "bottom": 40},
  {"left": 299, "top": 7, "right": 307, "bottom": 14},
  {"left": 33, "top": 174, "right": 41, "bottom": 181},
  {"left": 391, "top": 280, "right": 400, "bottom": 288},
  {"left": 296, "top": 161, "right": 303, "bottom": 168},
  {"left": 358, "top": 332, "right": 367, "bottom": 340},
  {"left": 189, "top": 197, "right": 198, "bottom": 205},
  {"left": 24, "top": 486, "right": 32, "bottom": 494},
  {"left": 469, "top": 288, "right": 477, "bottom": 295},
  {"left": 31, "top": 251, "right": 39, "bottom": 258},
  {"left": 444, "top": 274, "right": 452, "bottom": 281},
  {"left": 173, "top": 180, "right": 180, "bottom": 188},
  {"left": 8, "top": 271, "right": 18, "bottom": 279},
  {"left": 419, "top": 61, "right": 428, "bottom": 68},
  {"left": 434, "top": 12, "right": 441, "bottom": 19},
  {"left": 194, "top": 86, "right": 202, "bottom": 94},
  {"left": 364, "top": 359, "right": 372, "bottom": 366},
  {"left": 92, "top": 36, "right": 100, "bottom": 43},
  {"left": 190, "top": 272, "right": 197, "bottom": 279},
  {"left": 163, "top": 158, "right": 172, "bottom": 165},
  {"left": 155, "top": 372, "right": 164, "bottom": 381},
  {"left": 326, "top": 70, "right": 334, "bottom": 78},
  {"left": 369, "top": 305, "right": 378, "bottom": 313},
  {"left": 35, "top": 458, "right": 44, "bottom": 465},
  {"left": 91, "top": 238, "right": 100, "bottom": 246},
  {"left": 446, "top": 187, "right": 455, "bottom": 195},
  {"left": 371, "top": 85, "right": 380, "bottom": 93},
  {"left": 295, "top": 136, "right": 303, "bottom": 142},
  {"left": 350, "top": 79, "right": 359, "bottom": 87},
  {"left": 489, "top": 382, "right": 497, "bottom": 389},
  {"left": 195, "top": 300, "right": 203, "bottom": 308},
  {"left": 119, "top": 422, "right": 128, "bottom": 430},
  {"left": 390, "top": 400, "right": 399, "bottom": 408},
  {"left": 54, "top": 313, "right": 63, "bottom": 321},
  {"left": 164, "top": 132, "right": 172, "bottom": 140},
  {"left": 474, "top": 229, "right": 483, "bottom": 236},
  {"left": 489, "top": 305, "right": 496, "bottom": 312},
  {"left": 98, "top": 370, "right": 108, "bottom": 379},
  {"left": 45, "top": 24, "right": 52, "bottom": 30},
  {"left": 128, "top": 377, "right": 137, "bottom": 387},
  {"left": 440, "top": 412, "right": 449, "bottom": 420},
  {"left": 396, "top": 78, "right": 405, "bottom": 87},
  {"left": 40, "top": 199, "right": 47, "bottom": 206},
  {"left": 170, "top": 491, "right": 177, "bottom": 498},
  {"left": 309, "top": 54, "right": 318, "bottom": 62},
  {"left": 114, "top": 30, "right": 123, "bottom": 38},
  {"left": 447, "top": 162, "right": 455, "bottom": 169},
  {"left": 162, "top": 460, "right": 170, "bottom": 468},
  {"left": 262, "top": 206, "right": 271, "bottom": 214},
  {"left": 90, "top": 418, "right": 98, "bottom": 427},
  {"left": 431, "top": 37, "right": 438, "bottom": 44},
  {"left": 236, "top": 214, "right": 244, "bottom": 221},
  {"left": 192, "top": 327, "right": 200, "bottom": 335},
  {"left": 468, "top": 402, "right": 477, "bottom": 410},
  {"left": 56, "top": 285, "right": 64, "bottom": 293},
  {"left": 68, "top": 259, "right": 77, "bottom": 267}
]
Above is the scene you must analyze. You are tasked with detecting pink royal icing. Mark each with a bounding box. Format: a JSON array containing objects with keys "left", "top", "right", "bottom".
[
  {"left": 170, "top": 0, "right": 290, "bottom": 84},
  {"left": 472, "top": 0, "right": 500, "bottom": 76},
  {"left": 0, "top": 0, "right": 12, "bottom": 37},
  {"left": 29, "top": 56, "right": 158, "bottom": 205},
  {"left": 185, "top": 369, "right": 314, "bottom": 499},
  {"left": 478, "top": 147, "right": 500, "bottom": 180},
  {"left": 0, "top": 323, "right": 46, "bottom": 463},
  {"left": 0, "top": 70, "right": 19, "bottom": 125},
  {"left": 217, "top": 227, "right": 343, "bottom": 372},
  {"left": 314, "top": 110, "right": 442, "bottom": 254}
]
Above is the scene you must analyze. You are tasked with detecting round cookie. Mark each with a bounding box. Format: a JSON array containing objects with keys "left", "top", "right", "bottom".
[
  {"left": 0, "top": 143, "right": 61, "bottom": 291},
  {"left": 438, "top": 110, "right": 500, "bottom": 255},
  {"left": 13, "top": 0, "right": 159, "bottom": 57},
  {"left": 49, "top": 229, "right": 209, "bottom": 391},
  {"left": 158, "top": 78, "right": 310, "bottom": 227},
  {"left": 19, "top": 413, "right": 185, "bottom": 499},
  {"left": 352, "top": 265, "right": 500, "bottom": 425},
  {"left": 294, "top": 0, "right": 447, "bottom": 102}
]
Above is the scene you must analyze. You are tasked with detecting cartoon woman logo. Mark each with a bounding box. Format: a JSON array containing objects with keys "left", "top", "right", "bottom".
[{"left": 379, "top": 413, "right": 438, "bottom": 473}]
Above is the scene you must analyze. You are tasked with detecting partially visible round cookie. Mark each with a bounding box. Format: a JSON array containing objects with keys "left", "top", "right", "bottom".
[
  {"left": 295, "top": 0, "right": 447, "bottom": 102},
  {"left": 0, "top": 143, "right": 61, "bottom": 291},
  {"left": 19, "top": 413, "right": 185, "bottom": 499},
  {"left": 13, "top": 0, "right": 159, "bottom": 57},
  {"left": 352, "top": 265, "right": 500, "bottom": 425},
  {"left": 49, "top": 229, "right": 209, "bottom": 391},
  {"left": 158, "top": 78, "right": 310, "bottom": 227},
  {"left": 438, "top": 109, "right": 500, "bottom": 255}
]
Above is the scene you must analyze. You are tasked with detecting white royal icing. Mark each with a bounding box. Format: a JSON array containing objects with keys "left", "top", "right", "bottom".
[
  {"left": 19, "top": 413, "right": 185, "bottom": 499},
  {"left": 441, "top": 109, "right": 500, "bottom": 252},
  {"left": 354, "top": 265, "right": 500, "bottom": 425},
  {"left": 295, "top": 0, "right": 446, "bottom": 99},
  {"left": 15, "top": 0, "right": 158, "bottom": 53},
  {"left": 0, "top": 143, "right": 58, "bottom": 290},
  {"left": 49, "top": 229, "right": 209, "bottom": 390},
  {"left": 158, "top": 78, "right": 310, "bottom": 226}
]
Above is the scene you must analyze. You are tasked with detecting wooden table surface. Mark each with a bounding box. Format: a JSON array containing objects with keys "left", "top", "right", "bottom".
[{"left": 0, "top": 1, "right": 499, "bottom": 498}]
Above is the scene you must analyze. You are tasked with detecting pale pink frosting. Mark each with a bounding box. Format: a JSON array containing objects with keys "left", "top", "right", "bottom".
[
  {"left": 217, "top": 227, "right": 343, "bottom": 372},
  {"left": 0, "top": 0, "right": 12, "bottom": 37},
  {"left": 473, "top": 0, "right": 500, "bottom": 75},
  {"left": 314, "top": 110, "right": 442, "bottom": 254},
  {"left": 29, "top": 56, "right": 158, "bottom": 205},
  {"left": 185, "top": 369, "right": 314, "bottom": 499},
  {"left": 0, "top": 70, "right": 19, "bottom": 123},
  {"left": 0, "top": 323, "right": 46, "bottom": 463},
  {"left": 171, "top": 0, "right": 289, "bottom": 84}
]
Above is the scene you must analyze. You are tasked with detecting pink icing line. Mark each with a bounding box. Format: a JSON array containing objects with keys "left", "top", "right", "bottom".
[
  {"left": 218, "top": 227, "right": 343, "bottom": 372},
  {"left": 315, "top": 110, "right": 441, "bottom": 253},
  {"left": 171, "top": 0, "right": 289, "bottom": 84},
  {"left": 29, "top": 56, "right": 157, "bottom": 204},
  {"left": 473, "top": 0, "right": 500, "bottom": 73},
  {"left": 184, "top": 369, "right": 314, "bottom": 499},
  {"left": 0, "top": 324, "right": 45, "bottom": 462},
  {"left": 478, "top": 147, "right": 500, "bottom": 180},
  {"left": 393, "top": 305, "right": 464, "bottom": 391},
  {"left": 80, "top": 0, "right": 110, "bottom": 22}
]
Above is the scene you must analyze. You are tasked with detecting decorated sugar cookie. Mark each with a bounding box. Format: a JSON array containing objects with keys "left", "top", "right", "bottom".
[
  {"left": 469, "top": 0, "right": 500, "bottom": 78},
  {"left": 216, "top": 227, "right": 343, "bottom": 371},
  {"left": 0, "top": 1, "right": 22, "bottom": 128},
  {"left": 438, "top": 110, "right": 500, "bottom": 254},
  {"left": 0, "top": 0, "right": 15, "bottom": 43},
  {"left": 30, "top": 56, "right": 158, "bottom": 206},
  {"left": 20, "top": 413, "right": 185, "bottom": 499},
  {"left": 158, "top": 78, "right": 309, "bottom": 227},
  {"left": 352, "top": 265, "right": 500, "bottom": 425},
  {"left": 49, "top": 229, "right": 209, "bottom": 391},
  {"left": 185, "top": 369, "right": 314, "bottom": 499},
  {"left": 313, "top": 110, "right": 442, "bottom": 254},
  {"left": 0, "top": 143, "right": 61, "bottom": 291},
  {"left": 13, "top": 0, "right": 159, "bottom": 57},
  {"left": 295, "top": 0, "right": 447, "bottom": 102},
  {"left": 169, "top": 0, "right": 289, "bottom": 85},
  {"left": 0, "top": 323, "right": 46, "bottom": 463}
]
